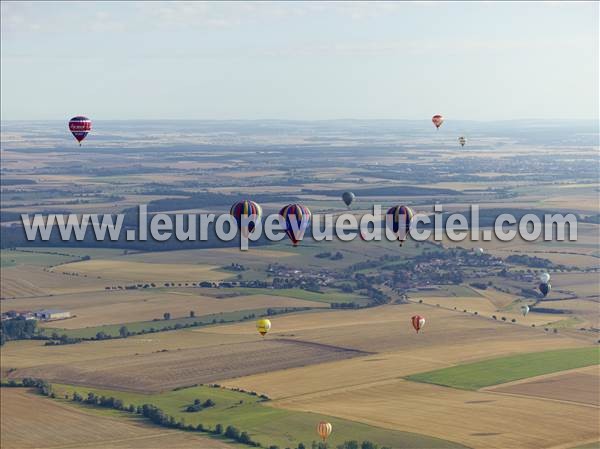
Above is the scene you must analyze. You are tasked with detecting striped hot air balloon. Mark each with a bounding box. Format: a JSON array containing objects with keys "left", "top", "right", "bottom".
[
  {"left": 256, "top": 318, "right": 271, "bottom": 337},
  {"left": 412, "top": 315, "right": 425, "bottom": 333},
  {"left": 432, "top": 114, "right": 444, "bottom": 129},
  {"left": 316, "top": 421, "right": 332, "bottom": 442},
  {"left": 458, "top": 136, "right": 466, "bottom": 147},
  {"left": 279, "top": 204, "right": 311, "bottom": 247},
  {"left": 230, "top": 200, "right": 262, "bottom": 237},
  {"left": 68, "top": 116, "right": 92, "bottom": 145},
  {"left": 386, "top": 205, "right": 414, "bottom": 246}
]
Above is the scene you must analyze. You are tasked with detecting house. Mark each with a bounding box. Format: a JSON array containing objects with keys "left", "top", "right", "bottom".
[{"left": 34, "top": 309, "right": 71, "bottom": 321}]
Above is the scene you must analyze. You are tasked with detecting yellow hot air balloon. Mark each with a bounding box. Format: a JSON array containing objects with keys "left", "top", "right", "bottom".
[
  {"left": 317, "top": 421, "right": 332, "bottom": 441},
  {"left": 256, "top": 318, "right": 271, "bottom": 337}
]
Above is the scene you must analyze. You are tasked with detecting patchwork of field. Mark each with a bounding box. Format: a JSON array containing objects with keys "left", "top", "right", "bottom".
[
  {"left": 49, "top": 383, "right": 468, "bottom": 449},
  {"left": 1, "top": 388, "right": 234, "bottom": 449},
  {"left": 218, "top": 305, "right": 592, "bottom": 399},
  {"left": 7, "top": 339, "right": 368, "bottom": 393},
  {"left": 50, "top": 259, "right": 231, "bottom": 283},
  {"left": 272, "top": 377, "right": 600, "bottom": 449},
  {"left": 487, "top": 365, "right": 600, "bottom": 406}
]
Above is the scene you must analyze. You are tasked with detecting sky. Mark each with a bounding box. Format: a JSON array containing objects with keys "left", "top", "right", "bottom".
[{"left": 1, "top": 1, "right": 598, "bottom": 121}]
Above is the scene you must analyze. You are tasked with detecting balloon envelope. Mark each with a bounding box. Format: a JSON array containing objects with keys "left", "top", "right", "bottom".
[
  {"left": 540, "top": 273, "right": 551, "bottom": 283},
  {"left": 342, "top": 191, "right": 355, "bottom": 207},
  {"left": 316, "top": 422, "right": 332, "bottom": 441},
  {"left": 411, "top": 315, "right": 425, "bottom": 333},
  {"left": 521, "top": 305, "right": 530, "bottom": 316},
  {"left": 432, "top": 114, "right": 444, "bottom": 129},
  {"left": 458, "top": 136, "right": 466, "bottom": 147},
  {"left": 279, "top": 204, "right": 311, "bottom": 246},
  {"left": 256, "top": 318, "right": 271, "bottom": 336},
  {"left": 387, "top": 205, "right": 414, "bottom": 244},
  {"left": 230, "top": 200, "right": 262, "bottom": 237},
  {"left": 68, "top": 116, "right": 92, "bottom": 144},
  {"left": 539, "top": 282, "right": 551, "bottom": 297}
]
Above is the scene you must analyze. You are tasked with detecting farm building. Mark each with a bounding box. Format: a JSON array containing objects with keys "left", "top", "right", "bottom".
[{"left": 34, "top": 309, "right": 71, "bottom": 321}]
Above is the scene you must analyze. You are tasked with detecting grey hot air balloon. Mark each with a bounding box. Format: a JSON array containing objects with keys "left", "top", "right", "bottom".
[{"left": 342, "top": 191, "right": 355, "bottom": 208}]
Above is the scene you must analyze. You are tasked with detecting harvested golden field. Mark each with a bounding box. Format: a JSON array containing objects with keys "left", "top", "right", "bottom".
[
  {"left": 487, "top": 365, "right": 600, "bottom": 406},
  {"left": 3, "top": 289, "right": 323, "bottom": 329},
  {"left": 51, "top": 260, "right": 231, "bottom": 283},
  {"left": 123, "top": 247, "right": 297, "bottom": 265},
  {"left": 1, "top": 388, "right": 234, "bottom": 449},
  {"left": 1, "top": 329, "right": 254, "bottom": 370},
  {"left": 219, "top": 305, "right": 591, "bottom": 398},
  {"left": 1, "top": 265, "right": 108, "bottom": 299},
  {"left": 7, "top": 339, "right": 368, "bottom": 393},
  {"left": 271, "top": 378, "right": 600, "bottom": 449},
  {"left": 550, "top": 273, "right": 600, "bottom": 299}
]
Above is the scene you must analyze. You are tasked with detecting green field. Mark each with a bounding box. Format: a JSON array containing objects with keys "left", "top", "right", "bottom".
[
  {"left": 44, "top": 307, "right": 313, "bottom": 339},
  {"left": 1, "top": 249, "right": 80, "bottom": 267},
  {"left": 406, "top": 347, "right": 600, "bottom": 390},
  {"left": 50, "top": 383, "right": 468, "bottom": 449}
]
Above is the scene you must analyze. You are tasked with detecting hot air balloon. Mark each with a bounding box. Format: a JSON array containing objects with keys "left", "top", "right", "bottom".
[
  {"left": 432, "top": 114, "right": 444, "bottom": 130},
  {"left": 386, "top": 205, "right": 414, "bottom": 246},
  {"left": 342, "top": 191, "right": 355, "bottom": 208},
  {"left": 68, "top": 116, "right": 92, "bottom": 145},
  {"left": 256, "top": 318, "right": 271, "bottom": 337},
  {"left": 279, "top": 204, "right": 311, "bottom": 247},
  {"left": 230, "top": 200, "right": 262, "bottom": 238},
  {"left": 458, "top": 136, "right": 466, "bottom": 147},
  {"left": 539, "top": 283, "right": 551, "bottom": 297},
  {"left": 411, "top": 315, "right": 425, "bottom": 333},
  {"left": 316, "top": 422, "right": 332, "bottom": 442},
  {"left": 475, "top": 247, "right": 484, "bottom": 256},
  {"left": 540, "top": 272, "right": 551, "bottom": 284},
  {"left": 521, "top": 305, "right": 530, "bottom": 317}
]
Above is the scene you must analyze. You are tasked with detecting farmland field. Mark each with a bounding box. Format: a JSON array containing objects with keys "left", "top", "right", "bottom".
[
  {"left": 488, "top": 365, "right": 599, "bottom": 406},
  {"left": 48, "top": 383, "right": 469, "bottom": 449},
  {"left": 1, "top": 388, "right": 235, "bottom": 449},
  {"left": 406, "top": 347, "right": 600, "bottom": 390}
]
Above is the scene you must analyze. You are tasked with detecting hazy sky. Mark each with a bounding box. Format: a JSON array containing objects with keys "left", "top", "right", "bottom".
[{"left": 1, "top": 1, "right": 598, "bottom": 120}]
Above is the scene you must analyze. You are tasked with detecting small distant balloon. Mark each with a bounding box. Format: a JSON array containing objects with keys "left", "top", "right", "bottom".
[
  {"left": 521, "top": 305, "right": 530, "bottom": 317},
  {"left": 432, "top": 114, "right": 444, "bottom": 130},
  {"left": 540, "top": 273, "right": 551, "bottom": 284},
  {"left": 68, "top": 116, "right": 92, "bottom": 145},
  {"left": 342, "top": 191, "right": 355, "bottom": 208},
  {"left": 256, "top": 318, "right": 271, "bottom": 336},
  {"left": 411, "top": 315, "right": 425, "bottom": 333},
  {"left": 458, "top": 136, "right": 466, "bottom": 147},
  {"left": 539, "top": 283, "right": 551, "bottom": 297},
  {"left": 316, "top": 422, "right": 332, "bottom": 441},
  {"left": 475, "top": 247, "right": 484, "bottom": 256}
]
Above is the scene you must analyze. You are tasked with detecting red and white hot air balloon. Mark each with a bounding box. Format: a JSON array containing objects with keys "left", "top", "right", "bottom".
[
  {"left": 411, "top": 315, "right": 425, "bottom": 333},
  {"left": 68, "top": 116, "right": 92, "bottom": 145},
  {"left": 431, "top": 114, "right": 444, "bottom": 130}
]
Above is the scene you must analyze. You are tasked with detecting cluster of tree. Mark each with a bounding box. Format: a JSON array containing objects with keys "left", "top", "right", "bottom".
[
  {"left": 505, "top": 254, "right": 554, "bottom": 268},
  {"left": 1, "top": 377, "right": 52, "bottom": 396},
  {"left": 336, "top": 441, "right": 391, "bottom": 449},
  {"left": 330, "top": 302, "right": 360, "bottom": 309},
  {"left": 45, "top": 333, "right": 82, "bottom": 346},
  {"left": 469, "top": 282, "right": 489, "bottom": 290},
  {"left": 315, "top": 252, "right": 344, "bottom": 261},
  {"left": 185, "top": 398, "right": 215, "bottom": 412},
  {"left": 223, "top": 263, "right": 246, "bottom": 271},
  {"left": 1, "top": 317, "right": 38, "bottom": 345}
]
